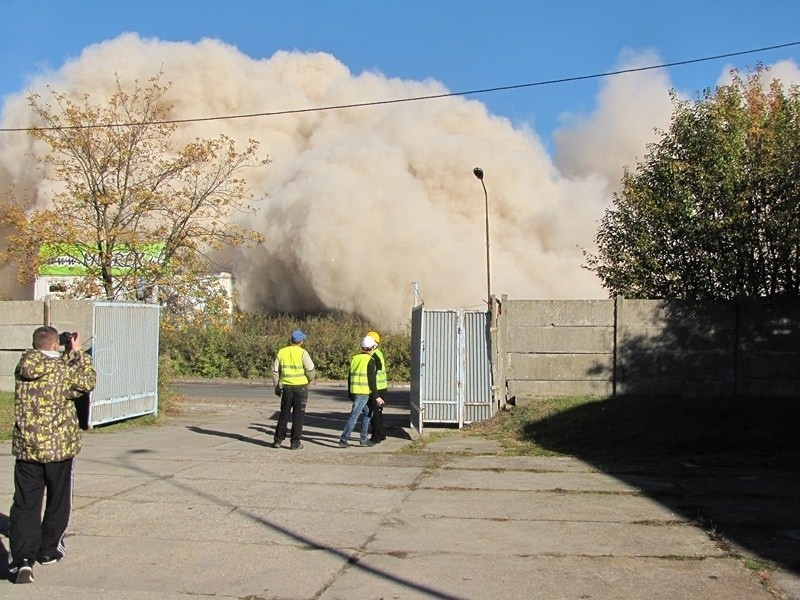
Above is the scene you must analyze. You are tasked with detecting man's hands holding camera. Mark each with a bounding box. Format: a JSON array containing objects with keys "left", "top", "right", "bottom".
[{"left": 59, "top": 331, "right": 81, "bottom": 352}]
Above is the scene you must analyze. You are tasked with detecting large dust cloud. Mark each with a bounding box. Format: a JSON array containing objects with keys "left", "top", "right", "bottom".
[{"left": 1, "top": 34, "right": 795, "bottom": 327}]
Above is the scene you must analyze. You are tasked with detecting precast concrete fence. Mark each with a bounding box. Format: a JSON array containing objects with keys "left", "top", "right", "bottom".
[
  {"left": 0, "top": 299, "right": 94, "bottom": 392},
  {"left": 494, "top": 296, "right": 800, "bottom": 405}
]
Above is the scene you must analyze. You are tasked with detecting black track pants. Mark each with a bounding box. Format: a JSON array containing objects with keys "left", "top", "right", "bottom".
[
  {"left": 274, "top": 385, "right": 308, "bottom": 445},
  {"left": 10, "top": 458, "right": 73, "bottom": 562}
]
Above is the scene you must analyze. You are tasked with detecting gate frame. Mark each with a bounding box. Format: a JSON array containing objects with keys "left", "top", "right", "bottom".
[
  {"left": 87, "top": 301, "right": 161, "bottom": 427},
  {"left": 410, "top": 303, "right": 494, "bottom": 434}
]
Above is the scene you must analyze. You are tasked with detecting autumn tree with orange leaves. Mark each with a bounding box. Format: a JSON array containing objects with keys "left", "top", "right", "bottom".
[
  {"left": 1, "top": 72, "right": 267, "bottom": 310},
  {"left": 586, "top": 66, "right": 800, "bottom": 300}
]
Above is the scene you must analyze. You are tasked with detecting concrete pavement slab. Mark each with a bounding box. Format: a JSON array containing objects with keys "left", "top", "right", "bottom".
[
  {"left": 421, "top": 435, "right": 504, "bottom": 454},
  {"left": 111, "top": 477, "right": 409, "bottom": 512},
  {"left": 167, "top": 460, "right": 426, "bottom": 487},
  {"left": 366, "top": 517, "right": 725, "bottom": 557},
  {"left": 75, "top": 456, "right": 208, "bottom": 478},
  {"left": 417, "top": 467, "right": 674, "bottom": 493},
  {"left": 19, "top": 536, "right": 350, "bottom": 599},
  {"left": 438, "top": 454, "right": 602, "bottom": 472},
  {"left": 321, "top": 555, "right": 775, "bottom": 600},
  {"left": 2, "top": 589, "right": 242, "bottom": 600},
  {"left": 399, "top": 488, "right": 683, "bottom": 522}
]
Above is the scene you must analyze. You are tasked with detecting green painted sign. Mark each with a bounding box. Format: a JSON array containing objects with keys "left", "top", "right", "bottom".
[{"left": 38, "top": 243, "right": 165, "bottom": 276}]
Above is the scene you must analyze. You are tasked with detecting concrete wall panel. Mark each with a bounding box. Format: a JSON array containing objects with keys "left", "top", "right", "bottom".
[
  {"left": 739, "top": 379, "right": 800, "bottom": 396},
  {"left": 507, "top": 299, "right": 614, "bottom": 327},
  {"left": 0, "top": 301, "right": 44, "bottom": 325},
  {"left": 0, "top": 301, "right": 45, "bottom": 351},
  {"left": 497, "top": 297, "right": 800, "bottom": 401},
  {"left": 0, "top": 351, "right": 21, "bottom": 392},
  {"left": 508, "top": 353, "right": 612, "bottom": 381},
  {"left": 616, "top": 377, "right": 735, "bottom": 397},
  {"left": 509, "top": 379, "right": 613, "bottom": 401},
  {"left": 616, "top": 351, "right": 734, "bottom": 380},
  {"left": 508, "top": 326, "right": 614, "bottom": 354},
  {"left": 50, "top": 300, "right": 95, "bottom": 342},
  {"left": 0, "top": 325, "right": 41, "bottom": 351},
  {"left": 618, "top": 299, "right": 735, "bottom": 326},
  {"left": 741, "top": 351, "right": 800, "bottom": 379},
  {"left": 739, "top": 309, "right": 800, "bottom": 351}
]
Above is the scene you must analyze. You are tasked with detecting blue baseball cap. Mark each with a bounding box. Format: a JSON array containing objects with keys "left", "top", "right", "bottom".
[{"left": 291, "top": 330, "right": 307, "bottom": 343}]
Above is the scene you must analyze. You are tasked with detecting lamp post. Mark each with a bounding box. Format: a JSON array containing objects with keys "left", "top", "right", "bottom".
[{"left": 473, "top": 167, "right": 491, "bottom": 309}]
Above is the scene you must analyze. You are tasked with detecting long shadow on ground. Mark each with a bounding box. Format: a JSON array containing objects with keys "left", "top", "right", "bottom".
[{"left": 525, "top": 394, "right": 800, "bottom": 574}]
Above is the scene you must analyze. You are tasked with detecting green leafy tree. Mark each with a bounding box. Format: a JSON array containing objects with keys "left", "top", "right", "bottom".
[
  {"left": 585, "top": 66, "right": 800, "bottom": 300},
  {"left": 1, "top": 71, "right": 267, "bottom": 305}
]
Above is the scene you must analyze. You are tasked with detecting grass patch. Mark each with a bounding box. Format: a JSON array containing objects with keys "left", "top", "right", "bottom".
[
  {"left": 88, "top": 412, "right": 164, "bottom": 434},
  {"left": 743, "top": 557, "right": 776, "bottom": 573},
  {"left": 0, "top": 391, "right": 13, "bottom": 441},
  {"left": 398, "top": 430, "right": 453, "bottom": 454},
  {"left": 0, "top": 363, "right": 180, "bottom": 440},
  {"left": 463, "top": 397, "right": 599, "bottom": 456}
]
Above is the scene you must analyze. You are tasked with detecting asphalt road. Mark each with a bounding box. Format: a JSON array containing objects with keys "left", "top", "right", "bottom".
[
  {"left": 174, "top": 380, "right": 295, "bottom": 402},
  {"left": 174, "top": 380, "right": 410, "bottom": 405},
  {"left": 172, "top": 380, "right": 413, "bottom": 435}
]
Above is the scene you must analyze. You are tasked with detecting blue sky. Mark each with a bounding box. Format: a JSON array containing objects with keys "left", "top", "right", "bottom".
[{"left": 2, "top": 0, "right": 800, "bottom": 146}]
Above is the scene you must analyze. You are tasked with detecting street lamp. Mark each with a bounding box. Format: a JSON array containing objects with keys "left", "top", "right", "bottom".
[{"left": 473, "top": 167, "right": 491, "bottom": 308}]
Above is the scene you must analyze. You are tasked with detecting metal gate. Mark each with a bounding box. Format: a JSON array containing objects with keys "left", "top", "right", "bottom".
[
  {"left": 410, "top": 305, "right": 424, "bottom": 433},
  {"left": 410, "top": 306, "right": 493, "bottom": 434},
  {"left": 89, "top": 302, "right": 161, "bottom": 427}
]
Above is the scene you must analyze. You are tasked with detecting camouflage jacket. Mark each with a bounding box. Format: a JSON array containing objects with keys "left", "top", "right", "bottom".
[{"left": 13, "top": 349, "right": 97, "bottom": 462}]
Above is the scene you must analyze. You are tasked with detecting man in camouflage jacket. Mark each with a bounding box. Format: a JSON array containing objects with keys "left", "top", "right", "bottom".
[{"left": 8, "top": 326, "right": 96, "bottom": 584}]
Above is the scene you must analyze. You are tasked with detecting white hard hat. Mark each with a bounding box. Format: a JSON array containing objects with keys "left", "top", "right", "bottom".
[{"left": 361, "top": 335, "right": 377, "bottom": 349}]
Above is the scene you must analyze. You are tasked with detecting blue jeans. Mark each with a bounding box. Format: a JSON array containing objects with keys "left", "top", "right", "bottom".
[{"left": 340, "top": 394, "right": 371, "bottom": 444}]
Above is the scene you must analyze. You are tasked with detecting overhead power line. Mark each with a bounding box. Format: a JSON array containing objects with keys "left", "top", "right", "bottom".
[{"left": 1, "top": 40, "right": 799, "bottom": 133}]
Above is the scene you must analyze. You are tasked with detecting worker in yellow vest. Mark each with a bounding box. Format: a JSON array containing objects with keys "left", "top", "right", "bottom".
[
  {"left": 367, "top": 330, "right": 388, "bottom": 444},
  {"left": 339, "top": 335, "right": 382, "bottom": 447},
  {"left": 271, "top": 330, "right": 315, "bottom": 450}
]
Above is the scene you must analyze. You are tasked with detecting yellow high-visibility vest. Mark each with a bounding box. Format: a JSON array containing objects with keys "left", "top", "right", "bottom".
[
  {"left": 349, "top": 353, "right": 373, "bottom": 394},
  {"left": 277, "top": 345, "right": 309, "bottom": 386},
  {"left": 373, "top": 348, "right": 388, "bottom": 390}
]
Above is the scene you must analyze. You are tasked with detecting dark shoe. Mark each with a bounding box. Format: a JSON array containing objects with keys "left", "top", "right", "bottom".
[
  {"left": 360, "top": 440, "right": 376, "bottom": 447},
  {"left": 39, "top": 550, "right": 64, "bottom": 565},
  {"left": 290, "top": 442, "right": 303, "bottom": 450},
  {"left": 338, "top": 441, "right": 349, "bottom": 448},
  {"left": 11, "top": 558, "right": 34, "bottom": 583},
  {"left": 271, "top": 441, "right": 282, "bottom": 449},
  {"left": 369, "top": 437, "right": 383, "bottom": 444}
]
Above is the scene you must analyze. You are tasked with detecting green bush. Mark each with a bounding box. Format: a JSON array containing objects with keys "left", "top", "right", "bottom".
[
  {"left": 157, "top": 354, "right": 181, "bottom": 416},
  {"left": 380, "top": 326, "right": 411, "bottom": 381},
  {"left": 160, "top": 312, "right": 411, "bottom": 382}
]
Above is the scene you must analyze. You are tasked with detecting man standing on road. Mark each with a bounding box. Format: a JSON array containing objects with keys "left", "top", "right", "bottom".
[
  {"left": 9, "top": 326, "right": 97, "bottom": 585},
  {"left": 339, "top": 335, "right": 382, "bottom": 448},
  {"left": 367, "top": 330, "right": 388, "bottom": 444},
  {"left": 272, "top": 330, "right": 315, "bottom": 450}
]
